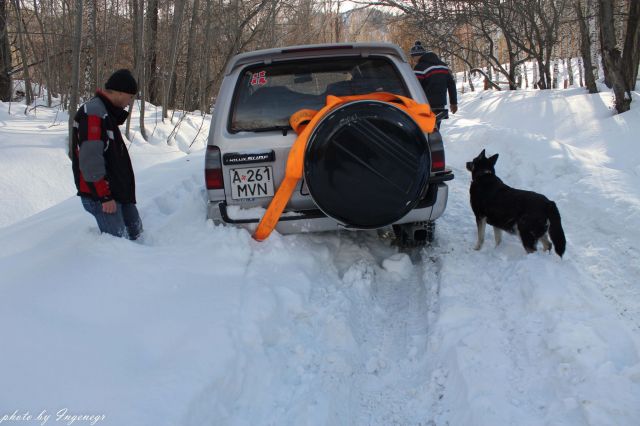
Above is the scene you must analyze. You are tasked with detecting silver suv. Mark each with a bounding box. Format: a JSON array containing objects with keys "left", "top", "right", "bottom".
[{"left": 205, "top": 42, "right": 453, "bottom": 246}]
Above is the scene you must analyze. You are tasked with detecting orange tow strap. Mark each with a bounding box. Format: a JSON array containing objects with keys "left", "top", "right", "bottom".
[{"left": 252, "top": 92, "right": 436, "bottom": 241}]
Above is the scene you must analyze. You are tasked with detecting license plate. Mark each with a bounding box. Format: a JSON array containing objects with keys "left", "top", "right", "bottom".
[{"left": 230, "top": 166, "right": 275, "bottom": 200}]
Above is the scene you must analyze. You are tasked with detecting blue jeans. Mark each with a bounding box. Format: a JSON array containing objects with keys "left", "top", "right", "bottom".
[{"left": 81, "top": 197, "right": 143, "bottom": 240}]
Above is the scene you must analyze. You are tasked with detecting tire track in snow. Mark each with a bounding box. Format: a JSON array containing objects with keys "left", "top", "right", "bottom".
[
  {"left": 332, "top": 240, "right": 442, "bottom": 425},
  {"left": 180, "top": 226, "right": 445, "bottom": 426}
]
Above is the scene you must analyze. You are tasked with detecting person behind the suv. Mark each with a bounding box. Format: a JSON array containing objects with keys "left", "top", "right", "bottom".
[{"left": 409, "top": 41, "right": 458, "bottom": 129}]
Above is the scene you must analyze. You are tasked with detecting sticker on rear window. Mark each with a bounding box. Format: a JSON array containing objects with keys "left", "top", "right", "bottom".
[{"left": 250, "top": 71, "right": 267, "bottom": 86}]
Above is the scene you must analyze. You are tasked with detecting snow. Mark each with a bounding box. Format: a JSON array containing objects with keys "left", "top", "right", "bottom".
[{"left": 1, "top": 84, "right": 639, "bottom": 426}]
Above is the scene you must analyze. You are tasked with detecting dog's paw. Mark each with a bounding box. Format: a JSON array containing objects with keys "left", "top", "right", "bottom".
[{"left": 474, "top": 243, "right": 482, "bottom": 251}]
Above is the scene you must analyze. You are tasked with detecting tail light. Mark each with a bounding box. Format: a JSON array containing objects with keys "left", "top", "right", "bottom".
[
  {"left": 205, "top": 145, "right": 224, "bottom": 189},
  {"left": 431, "top": 149, "right": 445, "bottom": 172}
]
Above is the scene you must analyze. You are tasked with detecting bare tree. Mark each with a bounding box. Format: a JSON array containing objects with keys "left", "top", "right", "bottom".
[
  {"left": 161, "top": 0, "right": 185, "bottom": 120},
  {"left": 201, "top": 0, "right": 273, "bottom": 108},
  {"left": 126, "top": 0, "right": 142, "bottom": 138},
  {"left": 183, "top": 0, "right": 200, "bottom": 111},
  {"left": 144, "top": 0, "right": 159, "bottom": 105},
  {"left": 506, "top": 0, "right": 568, "bottom": 90},
  {"left": 621, "top": 0, "right": 639, "bottom": 92},
  {"left": 0, "top": 0, "right": 11, "bottom": 101},
  {"left": 30, "top": 0, "right": 54, "bottom": 105},
  {"left": 198, "top": 0, "right": 214, "bottom": 112},
  {"left": 599, "top": 0, "right": 633, "bottom": 113},
  {"left": 136, "top": 0, "right": 146, "bottom": 140},
  {"left": 12, "top": 0, "right": 33, "bottom": 104},
  {"left": 83, "top": 0, "right": 98, "bottom": 98},
  {"left": 67, "top": 0, "right": 83, "bottom": 158},
  {"left": 466, "top": 1, "right": 531, "bottom": 90},
  {"left": 588, "top": 0, "right": 600, "bottom": 80},
  {"left": 573, "top": 0, "right": 598, "bottom": 93}
]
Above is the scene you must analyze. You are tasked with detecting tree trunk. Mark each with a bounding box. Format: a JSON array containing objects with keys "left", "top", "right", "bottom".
[
  {"left": 31, "top": 0, "right": 54, "bottom": 105},
  {"left": 12, "top": 0, "right": 33, "bottom": 105},
  {"left": 136, "top": 0, "right": 146, "bottom": 140},
  {"left": 621, "top": 0, "right": 640, "bottom": 91},
  {"left": 578, "top": 57, "right": 584, "bottom": 86},
  {"left": 0, "top": 0, "right": 12, "bottom": 101},
  {"left": 161, "top": 0, "right": 185, "bottom": 119},
  {"left": 145, "top": 0, "right": 159, "bottom": 105},
  {"left": 587, "top": 0, "right": 600, "bottom": 80},
  {"left": 543, "top": 52, "right": 553, "bottom": 89},
  {"left": 183, "top": 0, "right": 200, "bottom": 111},
  {"left": 599, "top": 0, "right": 631, "bottom": 113},
  {"left": 126, "top": 0, "right": 141, "bottom": 139},
  {"left": 574, "top": 0, "right": 598, "bottom": 93},
  {"left": 84, "top": 0, "right": 97, "bottom": 98},
  {"left": 536, "top": 59, "right": 547, "bottom": 89},
  {"left": 199, "top": 0, "right": 214, "bottom": 112},
  {"left": 507, "top": 54, "right": 517, "bottom": 90},
  {"left": 68, "top": 0, "right": 84, "bottom": 158}
]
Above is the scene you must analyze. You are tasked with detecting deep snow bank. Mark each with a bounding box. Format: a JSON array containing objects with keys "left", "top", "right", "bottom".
[{"left": 1, "top": 88, "right": 639, "bottom": 425}]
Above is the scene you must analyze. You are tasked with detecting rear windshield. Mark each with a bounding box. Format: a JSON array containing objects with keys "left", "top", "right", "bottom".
[{"left": 230, "top": 56, "right": 409, "bottom": 132}]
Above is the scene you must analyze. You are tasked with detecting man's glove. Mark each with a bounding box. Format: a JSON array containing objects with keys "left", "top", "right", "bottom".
[{"left": 450, "top": 104, "right": 458, "bottom": 114}]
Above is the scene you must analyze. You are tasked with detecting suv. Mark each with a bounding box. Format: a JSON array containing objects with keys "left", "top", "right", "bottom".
[{"left": 205, "top": 42, "right": 453, "bottom": 246}]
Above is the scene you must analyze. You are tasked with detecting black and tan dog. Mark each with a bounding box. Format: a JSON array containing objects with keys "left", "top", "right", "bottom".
[{"left": 466, "top": 150, "right": 566, "bottom": 257}]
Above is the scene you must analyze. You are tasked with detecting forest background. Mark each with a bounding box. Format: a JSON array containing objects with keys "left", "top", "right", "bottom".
[{"left": 0, "top": 0, "right": 638, "bottom": 141}]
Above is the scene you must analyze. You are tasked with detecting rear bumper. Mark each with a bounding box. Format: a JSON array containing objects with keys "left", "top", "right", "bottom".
[{"left": 207, "top": 183, "right": 449, "bottom": 235}]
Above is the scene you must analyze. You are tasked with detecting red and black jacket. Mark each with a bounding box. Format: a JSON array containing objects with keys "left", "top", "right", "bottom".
[
  {"left": 413, "top": 52, "right": 458, "bottom": 109},
  {"left": 72, "top": 91, "right": 136, "bottom": 204}
]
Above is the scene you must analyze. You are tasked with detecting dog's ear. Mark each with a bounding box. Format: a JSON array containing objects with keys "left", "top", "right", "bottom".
[
  {"left": 480, "top": 149, "right": 486, "bottom": 158},
  {"left": 489, "top": 153, "right": 499, "bottom": 166}
]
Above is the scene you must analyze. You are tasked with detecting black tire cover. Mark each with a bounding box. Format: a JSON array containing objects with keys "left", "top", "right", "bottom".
[{"left": 304, "top": 100, "right": 431, "bottom": 228}]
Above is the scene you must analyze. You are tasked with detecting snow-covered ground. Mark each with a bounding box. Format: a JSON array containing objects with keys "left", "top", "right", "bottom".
[{"left": 1, "top": 85, "right": 639, "bottom": 426}]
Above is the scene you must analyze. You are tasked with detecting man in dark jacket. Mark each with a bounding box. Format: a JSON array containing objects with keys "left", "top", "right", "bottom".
[
  {"left": 410, "top": 41, "right": 458, "bottom": 129},
  {"left": 72, "top": 69, "right": 142, "bottom": 240}
]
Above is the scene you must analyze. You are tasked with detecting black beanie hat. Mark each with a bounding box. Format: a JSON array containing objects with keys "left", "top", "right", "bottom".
[
  {"left": 105, "top": 69, "right": 138, "bottom": 95},
  {"left": 410, "top": 41, "right": 427, "bottom": 57}
]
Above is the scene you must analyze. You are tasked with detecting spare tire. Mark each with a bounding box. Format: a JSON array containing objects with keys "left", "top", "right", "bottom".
[{"left": 304, "top": 100, "right": 431, "bottom": 228}]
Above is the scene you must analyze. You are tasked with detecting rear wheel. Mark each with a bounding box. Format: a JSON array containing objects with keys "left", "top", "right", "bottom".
[{"left": 393, "top": 221, "right": 435, "bottom": 248}]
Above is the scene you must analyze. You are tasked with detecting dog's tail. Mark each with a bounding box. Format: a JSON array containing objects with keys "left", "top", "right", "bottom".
[{"left": 547, "top": 201, "right": 566, "bottom": 257}]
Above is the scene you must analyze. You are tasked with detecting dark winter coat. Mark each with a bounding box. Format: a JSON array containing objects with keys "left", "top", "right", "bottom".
[
  {"left": 71, "top": 90, "right": 136, "bottom": 203},
  {"left": 413, "top": 52, "right": 458, "bottom": 109}
]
